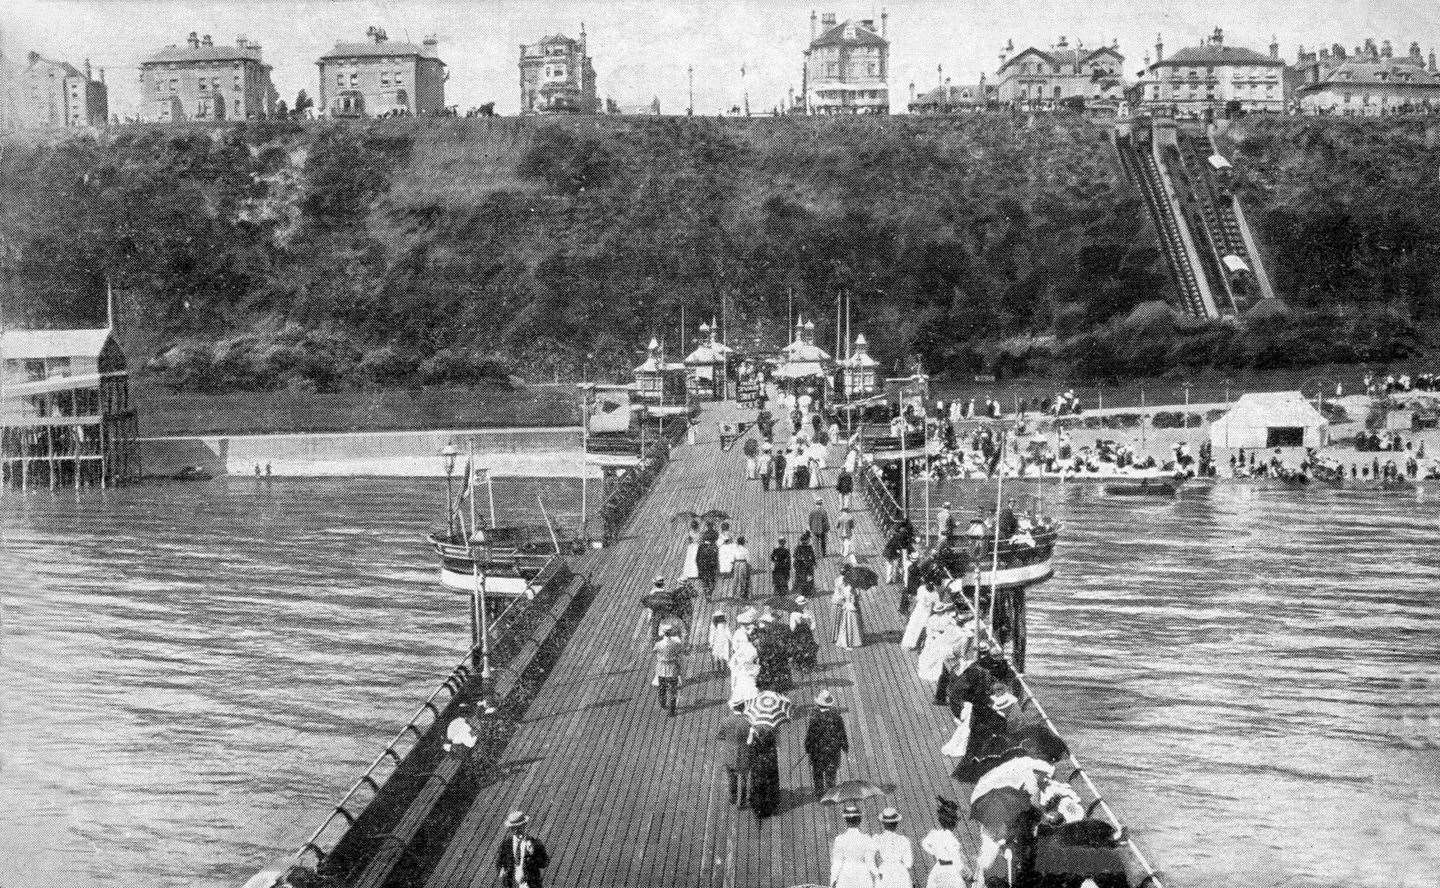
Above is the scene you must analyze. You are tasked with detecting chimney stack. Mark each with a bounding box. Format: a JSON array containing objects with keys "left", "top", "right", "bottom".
[
  {"left": 1430, "top": 50, "right": 1437, "bottom": 72},
  {"left": 27, "top": 49, "right": 39, "bottom": 66},
  {"left": 1155, "top": 33, "right": 1164, "bottom": 63},
  {"left": 99, "top": 67, "right": 105, "bottom": 83},
  {"left": 810, "top": 10, "right": 818, "bottom": 40},
  {"left": 821, "top": 13, "right": 836, "bottom": 27},
  {"left": 84, "top": 57, "right": 91, "bottom": 79},
  {"left": 1270, "top": 35, "right": 1280, "bottom": 60},
  {"left": 1410, "top": 41, "right": 1423, "bottom": 63},
  {"left": 1382, "top": 39, "right": 1393, "bottom": 59},
  {"left": 187, "top": 31, "right": 199, "bottom": 49},
  {"left": 880, "top": 9, "right": 887, "bottom": 38},
  {"left": 202, "top": 34, "right": 213, "bottom": 48}
]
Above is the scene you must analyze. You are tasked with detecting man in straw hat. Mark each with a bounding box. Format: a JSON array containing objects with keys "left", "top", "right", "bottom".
[
  {"left": 495, "top": 810, "right": 549, "bottom": 888},
  {"left": 873, "top": 807, "right": 914, "bottom": 888},
  {"left": 653, "top": 624, "right": 685, "bottom": 717},
  {"left": 803, "top": 689, "right": 850, "bottom": 798},
  {"left": 828, "top": 802, "right": 879, "bottom": 888}
]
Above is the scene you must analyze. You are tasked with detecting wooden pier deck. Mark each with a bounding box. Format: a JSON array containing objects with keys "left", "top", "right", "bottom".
[{"left": 424, "top": 401, "right": 984, "bottom": 888}]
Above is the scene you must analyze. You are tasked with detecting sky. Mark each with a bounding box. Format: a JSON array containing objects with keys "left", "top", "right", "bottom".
[{"left": 3, "top": 1, "right": 1440, "bottom": 117}]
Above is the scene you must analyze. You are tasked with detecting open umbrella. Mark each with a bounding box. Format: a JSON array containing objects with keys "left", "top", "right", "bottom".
[
  {"left": 1014, "top": 723, "right": 1070, "bottom": 764},
  {"left": 844, "top": 565, "right": 880, "bottom": 591},
  {"left": 639, "top": 592, "right": 674, "bottom": 610},
  {"left": 743, "top": 690, "right": 793, "bottom": 730},
  {"left": 701, "top": 508, "right": 732, "bottom": 522},
  {"left": 819, "top": 779, "right": 896, "bottom": 805},
  {"left": 762, "top": 594, "right": 806, "bottom": 613},
  {"left": 969, "top": 785, "right": 1035, "bottom": 839}
]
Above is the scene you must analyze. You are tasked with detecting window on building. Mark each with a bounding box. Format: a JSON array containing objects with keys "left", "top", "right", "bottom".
[
  {"left": 336, "top": 73, "right": 345, "bottom": 87},
  {"left": 827, "top": 63, "right": 837, "bottom": 76},
  {"left": 349, "top": 72, "right": 358, "bottom": 87},
  {"left": 868, "top": 63, "right": 876, "bottom": 75},
  {"left": 234, "top": 75, "right": 241, "bottom": 89},
  {"left": 1054, "top": 85, "right": 1062, "bottom": 97},
  {"left": 381, "top": 71, "right": 390, "bottom": 85},
  {"left": 199, "top": 79, "right": 208, "bottom": 91},
  {"left": 395, "top": 71, "right": 404, "bottom": 85},
  {"left": 23, "top": 359, "right": 46, "bottom": 381}
]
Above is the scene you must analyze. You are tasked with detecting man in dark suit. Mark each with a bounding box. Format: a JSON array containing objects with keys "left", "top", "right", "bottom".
[
  {"left": 717, "top": 700, "right": 752, "bottom": 807},
  {"left": 804, "top": 690, "right": 850, "bottom": 797},
  {"left": 792, "top": 532, "right": 817, "bottom": 596},
  {"left": 495, "top": 810, "right": 550, "bottom": 888},
  {"left": 808, "top": 498, "right": 831, "bottom": 556}
]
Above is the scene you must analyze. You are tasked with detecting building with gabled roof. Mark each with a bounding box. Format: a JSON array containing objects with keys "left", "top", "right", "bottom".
[
  {"left": 1, "top": 318, "right": 138, "bottom": 488},
  {"left": 15, "top": 51, "right": 107, "bottom": 128},
  {"left": 1294, "top": 39, "right": 1440, "bottom": 115},
  {"left": 139, "top": 32, "right": 277, "bottom": 122},
  {"left": 318, "top": 30, "right": 447, "bottom": 117},
  {"left": 519, "top": 28, "right": 598, "bottom": 114},
  {"left": 1134, "top": 28, "right": 1287, "bottom": 116},
  {"left": 995, "top": 36, "right": 1125, "bottom": 115},
  {"left": 908, "top": 78, "right": 997, "bottom": 114},
  {"left": 804, "top": 11, "right": 890, "bottom": 114}
]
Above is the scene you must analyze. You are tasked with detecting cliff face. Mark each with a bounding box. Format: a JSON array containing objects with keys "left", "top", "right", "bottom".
[{"left": 12, "top": 114, "right": 1421, "bottom": 391}]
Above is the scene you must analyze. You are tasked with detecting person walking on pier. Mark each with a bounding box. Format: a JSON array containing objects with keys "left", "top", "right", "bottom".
[
  {"left": 793, "top": 533, "right": 818, "bottom": 596},
  {"left": 828, "top": 803, "right": 879, "bottom": 888},
  {"left": 717, "top": 699, "right": 752, "bottom": 807},
  {"left": 761, "top": 444, "right": 774, "bottom": 491},
  {"left": 836, "top": 466, "right": 854, "bottom": 511},
  {"left": 731, "top": 535, "right": 752, "bottom": 599},
  {"left": 495, "top": 811, "right": 550, "bottom": 888},
  {"left": 774, "top": 446, "right": 788, "bottom": 490},
  {"left": 873, "top": 807, "right": 914, "bottom": 888},
  {"left": 921, "top": 800, "right": 969, "bottom": 888},
  {"left": 809, "top": 499, "right": 831, "bottom": 557},
  {"left": 805, "top": 690, "right": 850, "bottom": 797},
  {"left": 834, "top": 569, "right": 865, "bottom": 650},
  {"left": 653, "top": 625, "right": 685, "bottom": 717},
  {"left": 697, "top": 533, "right": 720, "bottom": 599},
  {"left": 748, "top": 723, "right": 782, "bottom": 821},
  {"left": 770, "top": 538, "right": 792, "bottom": 595},
  {"left": 838, "top": 510, "right": 856, "bottom": 559}
]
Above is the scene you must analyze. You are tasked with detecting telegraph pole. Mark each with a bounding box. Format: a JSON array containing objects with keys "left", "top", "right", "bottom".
[{"left": 688, "top": 65, "right": 694, "bottom": 116}]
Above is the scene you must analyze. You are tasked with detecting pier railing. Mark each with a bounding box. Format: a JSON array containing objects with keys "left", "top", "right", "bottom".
[
  {"left": 596, "top": 421, "right": 683, "bottom": 544},
  {"left": 255, "top": 555, "right": 584, "bottom": 888}
]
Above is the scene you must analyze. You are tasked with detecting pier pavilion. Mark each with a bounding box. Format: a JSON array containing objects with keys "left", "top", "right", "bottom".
[{"left": 0, "top": 326, "right": 139, "bottom": 488}]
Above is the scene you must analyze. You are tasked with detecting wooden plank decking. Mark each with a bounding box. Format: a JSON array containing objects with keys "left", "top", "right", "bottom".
[{"left": 423, "top": 402, "right": 984, "bottom": 888}]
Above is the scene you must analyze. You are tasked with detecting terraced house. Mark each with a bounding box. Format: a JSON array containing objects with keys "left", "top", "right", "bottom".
[
  {"left": 995, "top": 36, "right": 1125, "bottom": 115},
  {"left": 318, "top": 29, "right": 447, "bottom": 117},
  {"left": 1134, "top": 28, "right": 1287, "bottom": 116},
  {"left": 803, "top": 11, "right": 890, "bottom": 114},
  {"left": 1293, "top": 39, "right": 1440, "bottom": 115},
  {"left": 138, "top": 33, "right": 277, "bottom": 122}
]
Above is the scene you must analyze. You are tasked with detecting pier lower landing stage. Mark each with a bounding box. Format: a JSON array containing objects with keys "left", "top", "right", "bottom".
[{"left": 426, "top": 401, "right": 991, "bottom": 887}]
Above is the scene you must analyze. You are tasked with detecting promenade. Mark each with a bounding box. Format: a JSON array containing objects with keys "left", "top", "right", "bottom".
[{"left": 423, "top": 401, "right": 985, "bottom": 887}]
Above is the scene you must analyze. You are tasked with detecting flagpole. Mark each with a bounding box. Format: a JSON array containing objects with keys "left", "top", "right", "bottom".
[
  {"left": 989, "top": 439, "right": 1004, "bottom": 641},
  {"left": 467, "top": 441, "right": 477, "bottom": 541},
  {"left": 486, "top": 465, "right": 497, "bottom": 529},
  {"left": 580, "top": 385, "right": 589, "bottom": 545}
]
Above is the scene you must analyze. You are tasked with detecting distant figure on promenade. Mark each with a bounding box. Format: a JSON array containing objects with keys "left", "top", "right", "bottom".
[
  {"left": 873, "top": 807, "right": 914, "bottom": 888},
  {"left": 837, "top": 510, "right": 856, "bottom": 559},
  {"left": 884, "top": 520, "right": 914, "bottom": 584},
  {"left": 495, "top": 811, "right": 550, "bottom": 888},
  {"left": 697, "top": 533, "right": 720, "bottom": 598},
  {"left": 770, "top": 537, "right": 792, "bottom": 594},
  {"left": 834, "top": 570, "right": 865, "bottom": 650},
  {"left": 804, "top": 690, "right": 850, "bottom": 797},
  {"left": 728, "top": 611, "right": 761, "bottom": 705},
  {"left": 760, "top": 444, "right": 774, "bottom": 491},
  {"left": 773, "top": 446, "right": 788, "bottom": 489},
  {"left": 719, "top": 522, "right": 737, "bottom": 575},
  {"left": 264, "top": 462, "right": 271, "bottom": 477},
  {"left": 717, "top": 700, "right": 752, "bottom": 808},
  {"left": 652, "top": 625, "right": 684, "bottom": 717},
  {"left": 744, "top": 437, "right": 760, "bottom": 480},
  {"left": 828, "top": 803, "right": 879, "bottom": 888},
  {"left": 708, "top": 611, "right": 731, "bottom": 670},
  {"left": 809, "top": 499, "right": 831, "bottom": 556},
  {"left": 253, "top": 464, "right": 261, "bottom": 477},
  {"left": 788, "top": 598, "right": 819, "bottom": 673},
  {"left": 754, "top": 611, "right": 795, "bottom": 692}
]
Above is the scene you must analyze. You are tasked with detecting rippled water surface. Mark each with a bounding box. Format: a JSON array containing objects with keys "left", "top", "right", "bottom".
[{"left": 1, "top": 479, "right": 1436, "bottom": 888}]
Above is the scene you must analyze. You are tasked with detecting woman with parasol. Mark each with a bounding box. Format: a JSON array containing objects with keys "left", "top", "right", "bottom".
[{"left": 743, "top": 691, "right": 793, "bottom": 821}]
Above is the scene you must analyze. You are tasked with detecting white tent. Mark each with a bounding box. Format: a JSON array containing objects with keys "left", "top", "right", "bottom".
[{"left": 1209, "top": 391, "right": 1329, "bottom": 449}]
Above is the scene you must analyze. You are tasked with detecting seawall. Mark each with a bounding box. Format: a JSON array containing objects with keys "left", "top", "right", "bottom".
[{"left": 140, "top": 426, "right": 592, "bottom": 478}]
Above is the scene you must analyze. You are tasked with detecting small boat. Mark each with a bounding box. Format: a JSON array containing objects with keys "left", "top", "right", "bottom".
[
  {"left": 170, "top": 466, "right": 214, "bottom": 482},
  {"left": 948, "top": 521, "right": 1062, "bottom": 592},
  {"left": 427, "top": 526, "right": 560, "bottom": 597},
  {"left": 1103, "top": 477, "right": 1181, "bottom": 496}
]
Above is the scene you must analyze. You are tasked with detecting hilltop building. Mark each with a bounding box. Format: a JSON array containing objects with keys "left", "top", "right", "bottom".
[
  {"left": 138, "top": 32, "right": 278, "bottom": 122},
  {"left": 519, "top": 29, "right": 599, "bottom": 114},
  {"left": 1293, "top": 39, "right": 1440, "bottom": 115},
  {"left": 0, "top": 323, "right": 138, "bottom": 489},
  {"left": 14, "top": 52, "right": 108, "bottom": 128},
  {"left": 803, "top": 11, "right": 890, "bottom": 114},
  {"left": 1133, "top": 28, "right": 1287, "bottom": 116},
  {"left": 318, "top": 29, "right": 447, "bottom": 117},
  {"left": 995, "top": 36, "right": 1126, "bottom": 115},
  {"left": 908, "top": 77, "right": 997, "bottom": 113}
]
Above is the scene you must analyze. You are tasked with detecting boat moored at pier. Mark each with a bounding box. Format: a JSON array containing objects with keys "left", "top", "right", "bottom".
[{"left": 427, "top": 526, "right": 558, "bottom": 597}]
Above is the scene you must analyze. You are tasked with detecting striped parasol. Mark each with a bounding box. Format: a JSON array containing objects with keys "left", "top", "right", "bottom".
[{"left": 743, "top": 691, "right": 794, "bottom": 730}]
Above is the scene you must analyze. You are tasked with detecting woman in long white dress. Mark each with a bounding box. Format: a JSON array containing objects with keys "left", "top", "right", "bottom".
[
  {"left": 873, "top": 808, "right": 913, "bottom": 888},
  {"left": 718, "top": 523, "right": 737, "bottom": 576},
  {"left": 835, "top": 584, "right": 864, "bottom": 650},
  {"left": 728, "top": 636, "right": 760, "bottom": 705},
  {"left": 708, "top": 612, "right": 731, "bottom": 670},
  {"left": 920, "top": 823, "right": 969, "bottom": 888},
  {"left": 900, "top": 581, "right": 939, "bottom": 650},
  {"left": 916, "top": 603, "right": 960, "bottom": 686}
]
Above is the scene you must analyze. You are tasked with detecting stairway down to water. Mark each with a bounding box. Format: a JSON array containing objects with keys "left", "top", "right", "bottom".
[{"left": 1114, "top": 132, "right": 1214, "bottom": 318}]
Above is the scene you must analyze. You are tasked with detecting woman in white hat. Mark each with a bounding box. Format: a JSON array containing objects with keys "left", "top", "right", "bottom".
[
  {"left": 922, "top": 800, "right": 970, "bottom": 888},
  {"left": 728, "top": 610, "right": 760, "bottom": 704},
  {"left": 708, "top": 611, "right": 731, "bottom": 670},
  {"left": 916, "top": 602, "right": 961, "bottom": 689},
  {"left": 834, "top": 567, "right": 864, "bottom": 651},
  {"left": 873, "top": 807, "right": 914, "bottom": 888},
  {"left": 900, "top": 576, "right": 939, "bottom": 650}
]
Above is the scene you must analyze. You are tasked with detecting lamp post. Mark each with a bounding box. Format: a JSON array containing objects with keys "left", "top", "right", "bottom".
[
  {"left": 1182, "top": 382, "right": 1191, "bottom": 430},
  {"left": 1223, "top": 378, "right": 1233, "bottom": 406},
  {"left": 442, "top": 442, "right": 459, "bottom": 538}
]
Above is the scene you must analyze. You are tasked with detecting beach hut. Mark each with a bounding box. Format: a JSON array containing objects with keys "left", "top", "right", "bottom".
[
  {"left": 1208, "top": 391, "right": 1328, "bottom": 449},
  {"left": 775, "top": 317, "right": 832, "bottom": 384},
  {"left": 633, "top": 337, "right": 685, "bottom": 405},
  {"left": 683, "top": 321, "right": 731, "bottom": 401}
]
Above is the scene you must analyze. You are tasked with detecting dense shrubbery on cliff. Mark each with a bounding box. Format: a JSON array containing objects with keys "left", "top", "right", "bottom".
[
  {"left": 0, "top": 114, "right": 1430, "bottom": 393},
  {"left": 0, "top": 115, "right": 1168, "bottom": 389}
]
